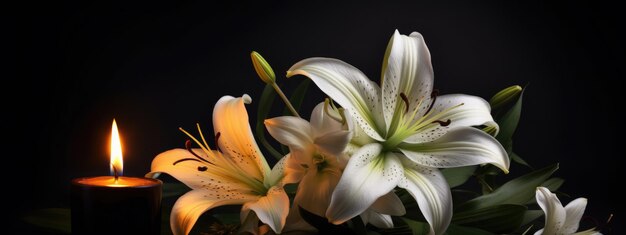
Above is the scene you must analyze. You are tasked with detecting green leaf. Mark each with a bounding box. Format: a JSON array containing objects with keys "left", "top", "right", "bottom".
[
  {"left": 458, "top": 164, "right": 559, "bottom": 211},
  {"left": 21, "top": 208, "right": 71, "bottom": 234},
  {"left": 399, "top": 217, "right": 430, "bottom": 235},
  {"left": 396, "top": 218, "right": 494, "bottom": 235},
  {"left": 446, "top": 224, "right": 495, "bottom": 235},
  {"left": 255, "top": 83, "right": 284, "bottom": 160},
  {"left": 495, "top": 88, "right": 524, "bottom": 144},
  {"left": 162, "top": 182, "right": 189, "bottom": 198},
  {"left": 541, "top": 177, "right": 564, "bottom": 192},
  {"left": 511, "top": 152, "right": 532, "bottom": 168},
  {"left": 521, "top": 210, "right": 544, "bottom": 226},
  {"left": 213, "top": 212, "right": 240, "bottom": 225},
  {"left": 442, "top": 166, "right": 477, "bottom": 188},
  {"left": 525, "top": 178, "right": 565, "bottom": 204},
  {"left": 452, "top": 204, "right": 526, "bottom": 233}
]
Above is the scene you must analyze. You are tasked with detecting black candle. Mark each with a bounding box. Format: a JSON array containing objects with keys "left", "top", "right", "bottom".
[
  {"left": 71, "top": 119, "right": 162, "bottom": 235},
  {"left": 71, "top": 176, "right": 162, "bottom": 235}
]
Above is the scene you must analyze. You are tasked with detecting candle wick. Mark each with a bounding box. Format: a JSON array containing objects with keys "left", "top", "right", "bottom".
[{"left": 113, "top": 165, "right": 119, "bottom": 182}]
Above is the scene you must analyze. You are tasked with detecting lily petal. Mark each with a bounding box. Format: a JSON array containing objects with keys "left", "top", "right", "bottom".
[
  {"left": 294, "top": 154, "right": 343, "bottom": 217},
  {"left": 170, "top": 189, "right": 257, "bottom": 235},
  {"left": 266, "top": 154, "right": 304, "bottom": 187},
  {"left": 403, "top": 125, "right": 449, "bottom": 144},
  {"left": 421, "top": 94, "right": 498, "bottom": 133},
  {"left": 287, "top": 58, "right": 385, "bottom": 141},
  {"left": 326, "top": 143, "right": 402, "bottom": 224},
  {"left": 265, "top": 116, "right": 314, "bottom": 153},
  {"left": 213, "top": 95, "right": 270, "bottom": 181},
  {"left": 398, "top": 157, "right": 452, "bottom": 235},
  {"left": 369, "top": 191, "right": 406, "bottom": 216},
  {"left": 310, "top": 102, "right": 344, "bottom": 138},
  {"left": 314, "top": 130, "right": 351, "bottom": 157},
  {"left": 536, "top": 187, "right": 566, "bottom": 235},
  {"left": 382, "top": 30, "right": 434, "bottom": 130},
  {"left": 399, "top": 127, "right": 510, "bottom": 173},
  {"left": 244, "top": 186, "right": 290, "bottom": 233},
  {"left": 360, "top": 209, "right": 394, "bottom": 228},
  {"left": 563, "top": 198, "right": 588, "bottom": 234},
  {"left": 148, "top": 148, "right": 249, "bottom": 190}
]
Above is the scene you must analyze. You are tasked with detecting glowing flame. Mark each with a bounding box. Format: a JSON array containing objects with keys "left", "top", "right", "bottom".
[{"left": 110, "top": 119, "right": 123, "bottom": 177}]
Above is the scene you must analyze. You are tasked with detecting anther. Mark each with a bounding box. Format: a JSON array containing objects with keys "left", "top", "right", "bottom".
[
  {"left": 424, "top": 89, "right": 439, "bottom": 115},
  {"left": 183, "top": 139, "right": 212, "bottom": 165},
  {"left": 432, "top": 119, "right": 451, "bottom": 126},
  {"left": 400, "top": 93, "right": 410, "bottom": 113},
  {"left": 173, "top": 158, "right": 202, "bottom": 165}
]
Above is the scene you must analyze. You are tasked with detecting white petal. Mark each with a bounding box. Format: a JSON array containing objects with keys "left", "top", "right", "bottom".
[
  {"left": 170, "top": 189, "right": 257, "bottom": 235},
  {"left": 381, "top": 30, "right": 434, "bottom": 131},
  {"left": 244, "top": 186, "right": 290, "bottom": 233},
  {"left": 361, "top": 209, "right": 394, "bottom": 228},
  {"left": 314, "top": 130, "right": 351, "bottom": 157},
  {"left": 310, "top": 102, "right": 344, "bottom": 138},
  {"left": 326, "top": 143, "right": 403, "bottom": 224},
  {"left": 148, "top": 148, "right": 249, "bottom": 190},
  {"left": 265, "top": 116, "right": 314, "bottom": 152},
  {"left": 344, "top": 111, "right": 377, "bottom": 147},
  {"left": 266, "top": 154, "right": 305, "bottom": 187},
  {"left": 287, "top": 58, "right": 385, "bottom": 141},
  {"left": 399, "top": 127, "right": 510, "bottom": 173},
  {"left": 398, "top": 158, "right": 452, "bottom": 235},
  {"left": 563, "top": 198, "right": 588, "bottom": 234},
  {"left": 369, "top": 191, "right": 406, "bottom": 216},
  {"left": 403, "top": 125, "right": 449, "bottom": 144},
  {"left": 419, "top": 94, "right": 498, "bottom": 134},
  {"left": 534, "top": 228, "right": 544, "bottom": 235},
  {"left": 536, "top": 187, "right": 566, "bottom": 235},
  {"left": 213, "top": 95, "right": 271, "bottom": 181}
]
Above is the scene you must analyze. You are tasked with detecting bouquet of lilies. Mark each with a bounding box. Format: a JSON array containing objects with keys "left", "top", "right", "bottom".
[{"left": 147, "top": 30, "right": 604, "bottom": 235}]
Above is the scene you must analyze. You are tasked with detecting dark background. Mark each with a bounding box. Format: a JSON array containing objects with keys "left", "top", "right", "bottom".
[{"left": 11, "top": 1, "right": 623, "bottom": 234}]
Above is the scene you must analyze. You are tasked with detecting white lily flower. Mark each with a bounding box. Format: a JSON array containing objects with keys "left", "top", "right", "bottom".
[
  {"left": 147, "top": 95, "right": 298, "bottom": 235},
  {"left": 265, "top": 102, "right": 406, "bottom": 231},
  {"left": 286, "top": 30, "right": 510, "bottom": 235},
  {"left": 535, "top": 187, "right": 602, "bottom": 235}
]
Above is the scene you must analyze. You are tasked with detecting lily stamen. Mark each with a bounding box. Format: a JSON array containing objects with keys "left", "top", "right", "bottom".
[
  {"left": 324, "top": 98, "right": 343, "bottom": 123},
  {"left": 400, "top": 92, "right": 410, "bottom": 113},
  {"left": 185, "top": 140, "right": 213, "bottom": 164},
  {"left": 172, "top": 157, "right": 202, "bottom": 165},
  {"left": 432, "top": 119, "right": 451, "bottom": 126},
  {"left": 424, "top": 89, "right": 439, "bottom": 115},
  {"left": 412, "top": 103, "right": 464, "bottom": 131},
  {"left": 180, "top": 127, "right": 214, "bottom": 158}
]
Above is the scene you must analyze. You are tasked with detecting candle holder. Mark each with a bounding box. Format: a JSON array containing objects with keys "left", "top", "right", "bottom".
[{"left": 71, "top": 176, "right": 162, "bottom": 235}]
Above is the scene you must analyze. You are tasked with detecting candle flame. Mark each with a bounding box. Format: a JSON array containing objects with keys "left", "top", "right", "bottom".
[{"left": 110, "top": 119, "right": 123, "bottom": 177}]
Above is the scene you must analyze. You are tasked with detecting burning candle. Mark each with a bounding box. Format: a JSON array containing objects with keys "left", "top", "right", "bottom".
[{"left": 71, "top": 119, "right": 162, "bottom": 235}]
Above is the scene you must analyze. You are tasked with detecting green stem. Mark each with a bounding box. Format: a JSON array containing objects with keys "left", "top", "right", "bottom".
[{"left": 271, "top": 83, "right": 300, "bottom": 118}]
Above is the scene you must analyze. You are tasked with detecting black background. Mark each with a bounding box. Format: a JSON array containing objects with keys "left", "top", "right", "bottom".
[{"left": 11, "top": 1, "right": 624, "bottom": 234}]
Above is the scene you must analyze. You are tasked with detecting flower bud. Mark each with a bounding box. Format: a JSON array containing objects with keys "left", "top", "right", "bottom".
[
  {"left": 489, "top": 85, "right": 522, "bottom": 110},
  {"left": 250, "top": 51, "right": 276, "bottom": 84}
]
